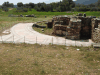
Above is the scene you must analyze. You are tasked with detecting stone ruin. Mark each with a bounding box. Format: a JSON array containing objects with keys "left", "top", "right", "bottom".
[
  {"left": 8, "top": 14, "right": 24, "bottom": 17},
  {"left": 52, "top": 15, "right": 82, "bottom": 40},
  {"left": 91, "top": 18, "right": 100, "bottom": 43},
  {"left": 47, "top": 14, "right": 100, "bottom": 43}
]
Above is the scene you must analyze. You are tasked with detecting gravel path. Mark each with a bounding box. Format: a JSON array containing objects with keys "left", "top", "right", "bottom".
[{"left": 0, "top": 23, "right": 93, "bottom": 46}]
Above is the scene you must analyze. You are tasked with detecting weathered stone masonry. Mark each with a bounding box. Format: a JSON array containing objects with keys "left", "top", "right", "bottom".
[
  {"left": 46, "top": 14, "right": 100, "bottom": 43},
  {"left": 91, "top": 18, "right": 100, "bottom": 43}
]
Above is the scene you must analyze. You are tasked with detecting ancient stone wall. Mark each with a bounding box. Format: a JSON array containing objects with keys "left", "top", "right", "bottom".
[
  {"left": 91, "top": 19, "right": 97, "bottom": 40},
  {"left": 53, "top": 16, "right": 82, "bottom": 39},
  {"left": 77, "top": 17, "right": 92, "bottom": 38},
  {"left": 52, "top": 15, "right": 100, "bottom": 41},
  {"left": 92, "top": 18, "right": 100, "bottom": 43},
  {"left": 92, "top": 25, "right": 100, "bottom": 43},
  {"left": 53, "top": 25, "right": 67, "bottom": 35},
  {"left": 52, "top": 15, "right": 70, "bottom": 36},
  {"left": 65, "top": 18, "right": 81, "bottom": 40},
  {"left": 47, "top": 22, "right": 53, "bottom": 28},
  {"left": 53, "top": 16, "right": 70, "bottom": 25}
]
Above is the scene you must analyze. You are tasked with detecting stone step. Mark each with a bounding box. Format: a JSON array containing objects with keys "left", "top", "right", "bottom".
[{"left": 93, "top": 43, "right": 100, "bottom": 48}]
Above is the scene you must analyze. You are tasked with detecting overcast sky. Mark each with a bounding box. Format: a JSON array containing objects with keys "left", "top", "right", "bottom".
[{"left": 0, "top": 0, "right": 76, "bottom": 5}]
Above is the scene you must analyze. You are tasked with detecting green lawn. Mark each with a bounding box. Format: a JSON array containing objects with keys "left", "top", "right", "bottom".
[{"left": 0, "top": 8, "right": 100, "bottom": 17}]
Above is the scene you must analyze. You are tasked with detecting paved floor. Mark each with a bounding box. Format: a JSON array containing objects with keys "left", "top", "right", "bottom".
[{"left": 0, "top": 23, "right": 93, "bottom": 46}]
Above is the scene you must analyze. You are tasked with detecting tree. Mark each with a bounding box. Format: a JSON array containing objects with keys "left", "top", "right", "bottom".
[
  {"left": 90, "top": 7, "right": 98, "bottom": 11},
  {"left": 17, "top": 2, "right": 23, "bottom": 7},
  {"left": 2, "top": 1, "right": 13, "bottom": 7},
  {"left": 9, "top": 3, "right": 14, "bottom": 7},
  {"left": 68, "top": 0, "right": 73, "bottom": 5},
  {"left": 23, "top": 3, "right": 29, "bottom": 8},
  {"left": 97, "top": 0, "right": 100, "bottom": 7},
  {"left": 59, "top": 3, "right": 66, "bottom": 11},
  {"left": 2, "top": 6, "right": 8, "bottom": 12},
  {"left": 75, "top": 3, "right": 81, "bottom": 7},
  {"left": 56, "top": 7, "right": 60, "bottom": 12},
  {"left": 46, "top": 4, "right": 53, "bottom": 12},
  {"left": 70, "top": 2, "right": 75, "bottom": 8},
  {"left": 88, "top": 3, "right": 95, "bottom": 8},
  {"left": 29, "top": 3, "right": 35, "bottom": 8},
  {"left": 34, "top": 5, "right": 40, "bottom": 11},
  {"left": 50, "top": 2, "right": 57, "bottom": 9},
  {"left": 63, "top": 0, "right": 73, "bottom": 5}
]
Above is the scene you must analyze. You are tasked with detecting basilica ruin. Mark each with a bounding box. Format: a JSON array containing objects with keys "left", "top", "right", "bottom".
[{"left": 49, "top": 14, "right": 100, "bottom": 43}]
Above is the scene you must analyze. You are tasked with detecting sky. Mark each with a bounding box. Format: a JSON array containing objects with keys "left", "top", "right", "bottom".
[{"left": 0, "top": 0, "right": 76, "bottom": 5}]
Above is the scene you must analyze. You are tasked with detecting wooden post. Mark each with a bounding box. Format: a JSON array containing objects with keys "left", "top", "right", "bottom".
[
  {"left": 75, "top": 39, "right": 76, "bottom": 46},
  {"left": 52, "top": 37, "right": 53, "bottom": 45},
  {"left": 57, "top": 38, "right": 58, "bottom": 45},
  {"left": 9, "top": 24, "right": 11, "bottom": 28},
  {"left": 65, "top": 38, "right": 66, "bottom": 46},
  {"left": 36, "top": 36, "right": 37, "bottom": 44},
  {"left": 5, "top": 25, "right": 6, "bottom": 29},
  {"left": 1, "top": 35, "right": 3, "bottom": 43},
  {"left": 2, "top": 25, "right": 3, "bottom": 31},
  {"left": 24, "top": 36, "right": 25, "bottom": 43},
  {"left": 13, "top": 35, "right": 14, "bottom": 44}
]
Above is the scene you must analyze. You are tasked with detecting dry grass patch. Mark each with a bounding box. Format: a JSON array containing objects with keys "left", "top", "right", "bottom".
[{"left": 0, "top": 43, "right": 100, "bottom": 75}]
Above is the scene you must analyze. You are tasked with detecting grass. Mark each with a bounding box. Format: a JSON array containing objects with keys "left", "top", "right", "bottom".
[
  {"left": 0, "top": 16, "right": 52, "bottom": 35},
  {"left": 33, "top": 21, "right": 53, "bottom": 35},
  {"left": 1, "top": 8, "right": 100, "bottom": 17},
  {"left": 0, "top": 43, "right": 100, "bottom": 75},
  {"left": 74, "top": 11, "right": 100, "bottom": 17},
  {"left": 33, "top": 27, "right": 53, "bottom": 35}
]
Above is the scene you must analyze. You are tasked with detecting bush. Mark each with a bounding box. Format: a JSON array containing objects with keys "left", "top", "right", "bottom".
[
  {"left": 90, "top": 7, "right": 98, "bottom": 11},
  {"left": 17, "top": 2, "right": 23, "bottom": 7},
  {"left": 23, "top": 8, "right": 28, "bottom": 12},
  {"left": 98, "top": 7, "right": 100, "bottom": 11},
  {"left": 16, "top": 7, "right": 28, "bottom": 12},
  {"left": 2, "top": 6, "right": 8, "bottom": 12}
]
